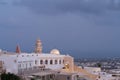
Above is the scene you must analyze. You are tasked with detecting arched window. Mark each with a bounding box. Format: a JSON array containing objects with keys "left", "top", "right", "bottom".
[
  {"left": 40, "top": 60, "right": 43, "bottom": 64},
  {"left": 50, "top": 60, "right": 53, "bottom": 65},
  {"left": 59, "top": 60, "right": 61, "bottom": 64},
  {"left": 45, "top": 60, "right": 48, "bottom": 64},
  {"left": 55, "top": 60, "right": 57, "bottom": 64}
]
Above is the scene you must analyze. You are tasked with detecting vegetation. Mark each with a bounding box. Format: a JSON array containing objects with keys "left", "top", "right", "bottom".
[
  {"left": 31, "top": 78, "right": 35, "bottom": 80},
  {"left": 1, "top": 72, "right": 21, "bottom": 80},
  {"left": 96, "top": 63, "right": 102, "bottom": 67}
]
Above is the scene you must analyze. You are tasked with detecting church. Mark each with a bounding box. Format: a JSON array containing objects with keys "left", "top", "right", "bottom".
[
  {"left": 0, "top": 39, "right": 97, "bottom": 80},
  {"left": 0, "top": 39, "right": 74, "bottom": 74}
]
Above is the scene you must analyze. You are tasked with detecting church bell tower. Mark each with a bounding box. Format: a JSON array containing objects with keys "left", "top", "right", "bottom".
[
  {"left": 16, "top": 45, "right": 21, "bottom": 53},
  {"left": 35, "top": 39, "right": 42, "bottom": 53}
]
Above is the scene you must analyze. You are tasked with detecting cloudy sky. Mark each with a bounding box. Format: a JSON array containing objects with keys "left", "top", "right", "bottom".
[{"left": 0, "top": 0, "right": 120, "bottom": 58}]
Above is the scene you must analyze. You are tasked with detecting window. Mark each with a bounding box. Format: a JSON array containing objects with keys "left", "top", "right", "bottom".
[
  {"left": 30, "top": 63, "right": 31, "bottom": 67},
  {"left": 59, "top": 60, "right": 61, "bottom": 64},
  {"left": 18, "top": 64, "right": 21, "bottom": 68},
  {"left": 50, "top": 60, "right": 53, "bottom": 65},
  {"left": 67, "top": 76, "right": 70, "bottom": 80},
  {"left": 55, "top": 60, "right": 57, "bottom": 64},
  {"left": 63, "top": 60, "right": 64, "bottom": 64},
  {"left": 40, "top": 60, "right": 43, "bottom": 64},
  {"left": 45, "top": 60, "right": 48, "bottom": 64},
  {"left": 35, "top": 60, "right": 37, "bottom": 65}
]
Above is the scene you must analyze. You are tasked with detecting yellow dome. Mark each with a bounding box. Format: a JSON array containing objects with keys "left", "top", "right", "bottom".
[{"left": 50, "top": 49, "right": 60, "bottom": 55}]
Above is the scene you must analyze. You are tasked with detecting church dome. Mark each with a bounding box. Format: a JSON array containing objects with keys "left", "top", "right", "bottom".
[{"left": 50, "top": 49, "right": 60, "bottom": 55}]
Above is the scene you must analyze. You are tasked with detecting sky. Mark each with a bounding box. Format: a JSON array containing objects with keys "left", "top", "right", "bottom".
[{"left": 0, "top": 0, "right": 120, "bottom": 58}]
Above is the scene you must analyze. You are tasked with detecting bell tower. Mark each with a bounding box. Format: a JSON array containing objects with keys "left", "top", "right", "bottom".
[
  {"left": 35, "top": 39, "right": 42, "bottom": 53},
  {"left": 16, "top": 45, "right": 21, "bottom": 53}
]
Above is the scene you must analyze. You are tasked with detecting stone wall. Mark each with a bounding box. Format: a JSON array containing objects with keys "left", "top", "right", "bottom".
[{"left": 63, "top": 55, "right": 74, "bottom": 73}]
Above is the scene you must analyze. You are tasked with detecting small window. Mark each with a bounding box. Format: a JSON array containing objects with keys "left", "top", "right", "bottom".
[
  {"left": 55, "top": 60, "right": 57, "bottom": 64},
  {"left": 63, "top": 60, "right": 64, "bottom": 64},
  {"left": 45, "top": 60, "right": 48, "bottom": 64},
  {"left": 30, "top": 63, "right": 31, "bottom": 67},
  {"left": 67, "top": 76, "right": 70, "bottom": 80},
  {"left": 50, "top": 60, "right": 53, "bottom": 65},
  {"left": 22, "top": 55, "right": 24, "bottom": 57},
  {"left": 40, "top": 60, "right": 43, "bottom": 64}
]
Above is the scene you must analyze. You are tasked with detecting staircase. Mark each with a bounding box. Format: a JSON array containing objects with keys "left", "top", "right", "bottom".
[{"left": 74, "top": 65, "right": 98, "bottom": 80}]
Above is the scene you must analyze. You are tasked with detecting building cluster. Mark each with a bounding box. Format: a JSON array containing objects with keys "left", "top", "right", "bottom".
[
  {"left": 0, "top": 39, "right": 119, "bottom": 80},
  {"left": 76, "top": 58, "right": 120, "bottom": 69},
  {"left": 75, "top": 58, "right": 120, "bottom": 80}
]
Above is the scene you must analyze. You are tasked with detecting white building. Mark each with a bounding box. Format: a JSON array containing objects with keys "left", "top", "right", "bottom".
[
  {"left": 0, "top": 50, "right": 74, "bottom": 74},
  {"left": 0, "top": 39, "right": 74, "bottom": 74}
]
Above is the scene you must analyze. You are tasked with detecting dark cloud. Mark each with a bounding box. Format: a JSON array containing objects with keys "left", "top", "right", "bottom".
[
  {"left": 0, "top": 0, "right": 120, "bottom": 58},
  {"left": 18, "top": 0, "right": 120, "bottom": 15}
]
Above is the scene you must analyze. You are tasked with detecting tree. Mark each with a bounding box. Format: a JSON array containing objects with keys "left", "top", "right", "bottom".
[
  {"left": 1, "top": 72, "right": 21, "bottom": 80},
  {"left": 96, "top": 63, "right": 102, "bottom": 67}
]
